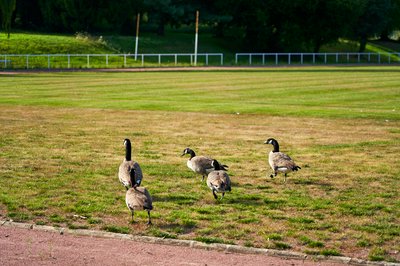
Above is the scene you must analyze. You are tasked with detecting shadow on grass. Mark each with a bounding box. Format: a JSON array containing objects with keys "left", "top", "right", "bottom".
[
  {"left": 224, "top": 194, "right": 263, "bottom": 206},
  {"left": 158, "top": 222, "right": 197, "bottom": 235},
  {"left": 152, "top": 194, "right": 199, "bottom": 205}
]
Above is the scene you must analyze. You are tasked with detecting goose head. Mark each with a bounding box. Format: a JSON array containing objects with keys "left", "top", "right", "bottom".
[
  {"left": 181, "top": 147, "right": 195, "bottom": 157},
  {"left": 124, "top": 138, "right": 131, "bottom": 147},
  {"left": 211, "top": 159, "right": 221, "bottom": 171},
  {"left": 264, "top": 138, "right": 279, "bottom": 152}
]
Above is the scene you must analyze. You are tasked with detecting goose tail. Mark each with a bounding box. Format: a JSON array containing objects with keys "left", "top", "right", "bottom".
[
  {"left": 220, "top": 164, "right": 229, "bottom": 171},
  {"left": 292, "top": 165, "right": 301, "bottom": 171}
]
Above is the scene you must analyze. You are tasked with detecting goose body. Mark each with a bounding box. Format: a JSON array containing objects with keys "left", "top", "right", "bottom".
[
  {"left": 264, "top": 138, "right": 301, "bottom": 182},
  {"left": 182, "top": 147, "right": 228, "bottom": 181},
  {"left": 125, "top": 167, "right": 153, "bottom": 224},
  {"left": 126, "top": 186, "right": 153, "bottom": 224},
  {"left": 207, "top": 160, "right": 231, "bottom": 200},
  {"left": 118, "top": 139, "right": 143, "bottom": 189}
]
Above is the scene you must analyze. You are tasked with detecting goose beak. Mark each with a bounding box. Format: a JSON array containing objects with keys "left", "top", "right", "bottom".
[
  {"left": 264, "top": 140, "right": 268, "bottom": 144},
  {"left": 181, "top": 153, "right": 186, "bottom": 156}
]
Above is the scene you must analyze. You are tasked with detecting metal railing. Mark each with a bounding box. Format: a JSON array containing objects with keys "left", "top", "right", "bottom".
[
  {"left": 235, "top": 52, "right": 400, "bottom": 65},
  {"left": 0, "top": 53, "right": 224, "bottom": 69},
  {"left": 2, "top": 52, "right": 400, "bottom": 69}
]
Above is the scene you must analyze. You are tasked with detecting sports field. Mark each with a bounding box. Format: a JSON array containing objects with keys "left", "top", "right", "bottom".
[{"left": 0, "top": 67, "right": 399, "bottom": 262}]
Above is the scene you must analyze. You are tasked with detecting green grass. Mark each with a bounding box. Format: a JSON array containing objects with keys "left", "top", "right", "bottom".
[
  {"left": 0, "top": 32, "right": 117, "bottom": 54},
  {"left": 0, "top": 30, "right": 234, "bottom": 66},
  {"left": 0, "top": 68, "right": 399, "bottom": 120},
  {"left": 0, "top": 68, "right": 399, "bottom": 262}
]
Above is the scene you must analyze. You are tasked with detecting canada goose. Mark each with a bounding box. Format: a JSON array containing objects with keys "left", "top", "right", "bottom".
[
  {"left": 125, "top": 168, "right": 153, "bottom": 225},
  {"left": 118, "top": 139, "right": 143, "bottom": 189},
  {"left": 207, "top": 160, "right": 231, "bottom": 200},
  {"left": 264, "top": 138, "right": 301, "bottom": 182},
  {"left": 181, "top": 147, "right": 228, "bottom": 181}
]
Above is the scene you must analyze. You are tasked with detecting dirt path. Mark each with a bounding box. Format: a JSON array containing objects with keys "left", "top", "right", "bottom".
[{"left": 0, "top": 224, "right": 349, "bottom": 266}]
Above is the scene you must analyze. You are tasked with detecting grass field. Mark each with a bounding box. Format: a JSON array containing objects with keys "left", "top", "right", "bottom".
[{"left": 0, "top": 67, "right": 399, "bottom": 262}]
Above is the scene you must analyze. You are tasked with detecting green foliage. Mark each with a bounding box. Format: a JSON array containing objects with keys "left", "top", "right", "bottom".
[{"left": 7, "top": 0, "right": 400, "bottom": 52}]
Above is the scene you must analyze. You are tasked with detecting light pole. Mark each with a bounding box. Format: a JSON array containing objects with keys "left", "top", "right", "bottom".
[
  {"left": 194, "top": 10, "right": 199, "bottom": 66},
  {"left": 135, "top": 13, "right": 140, "bottom": 61}
]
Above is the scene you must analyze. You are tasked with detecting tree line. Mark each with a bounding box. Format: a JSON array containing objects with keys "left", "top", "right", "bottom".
[{"left": 1, "top": 0, "right": 400, "bottom": 52}]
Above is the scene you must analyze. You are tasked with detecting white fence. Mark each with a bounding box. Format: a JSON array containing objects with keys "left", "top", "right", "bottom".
[
  {"left": 0, "top": 53, "right": 224, "bottom": 69},
  {"left": 235, "top": 52, "right": 400, "bottom": 65},
  {"left": 2, "top": 52, "right": 400, "bottom": 69}
]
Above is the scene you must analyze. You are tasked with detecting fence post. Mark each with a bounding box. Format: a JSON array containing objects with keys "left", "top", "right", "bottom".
[
  {"left": 175, "top": 54, "right": 177, "bottom": 66},
  {"left": 235, "top": 54, "right": 238, "bottom": 64},
  {"left": 275, "top": 54, "right": 278, "bottom": 65},
  {"left": 87, "top": 55, "right": 90, "bottom": 68},
  {"left": 4, "top": 55, "right": 7, "bottom": 68},
  {"left": 313, "top": 54, "right": 315, "bottom": 64},
  {"left": 221, "top": 54, "right": 223, "bottom": 65},
  {"left": 124, "top": 54, "right": 127, "bottom": 67},
  {"left": 26, "top": 55, "right": 29, "bottom": 69},
  {"left": 48, "top": 55, "right": 50, "bottom": 69},
  {"left": 106, "top": 54, "right": 108, "bottom": 67},
  {"left": 142, "top": 54, "right": 144, "bottom": 66},
  {"left": 158, "top": 54, "right": 161, "bottom": 65},
  {"left": 378, "top": 53, "right": 381, "bottom": 64},
  {"left": 324, "top": 53, "right": 327, "bottom": 64},
  {"left": 288, "top": 53, "right": 291, "bottom": 65},
  {"left": 249, "top": 54, "right": 252, "bottom": 65}
]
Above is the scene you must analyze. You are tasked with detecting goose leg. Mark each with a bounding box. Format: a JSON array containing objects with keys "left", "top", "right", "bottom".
[
  {"left": 212, "top": 190, "right": 218, "bottom": 200},
  {"left": 270, "top": 171, "right": 277, "bottom": 179},
  {"left": 221, "top": 192, "right": 225, "bottom": 200},
  {"left": 147, "top": 211, "right": 152, "bottom": 225},
  {"left": 130, "top": 210, "right": 135, "bottom": 223},
  {"left": 283, "top": 173, "right": 287, "bottom": 183}
]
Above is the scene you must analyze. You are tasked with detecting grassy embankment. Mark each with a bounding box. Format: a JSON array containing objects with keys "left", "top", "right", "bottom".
[
  {"left": 0, "top": 68, "right": 399, "bottom": 262},
  {"left": 1, "top": 31, "right": 400, "bottom": 67}
]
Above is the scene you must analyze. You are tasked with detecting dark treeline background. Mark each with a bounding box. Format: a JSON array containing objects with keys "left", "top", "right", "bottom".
[{"left": 2, "top": 0, "right": 400, "bottom": 52}]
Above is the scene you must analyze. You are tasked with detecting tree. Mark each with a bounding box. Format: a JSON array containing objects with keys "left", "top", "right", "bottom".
[
  {"left": 379, "top": 0, "right": 400, "bottom": 40},
  {"left": 293, "top": 0, "right": 363, "bottom": 53},
  {"left": 351, "top": 0, "right": 391, "bottom": 52},
  {"left": 142, "top": 0, "right": 191, "bottom": 35},
  {"left": 0, "top": 0, "right": 16, "bottom": 38}
]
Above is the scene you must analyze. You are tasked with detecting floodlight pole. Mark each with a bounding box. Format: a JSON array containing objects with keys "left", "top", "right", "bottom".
[
  {"left": 135, "top": 13, "right": 140, "bottom": 61},
  {"left": 194, "top": 10, "right": 199, "bottom": 66}
]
